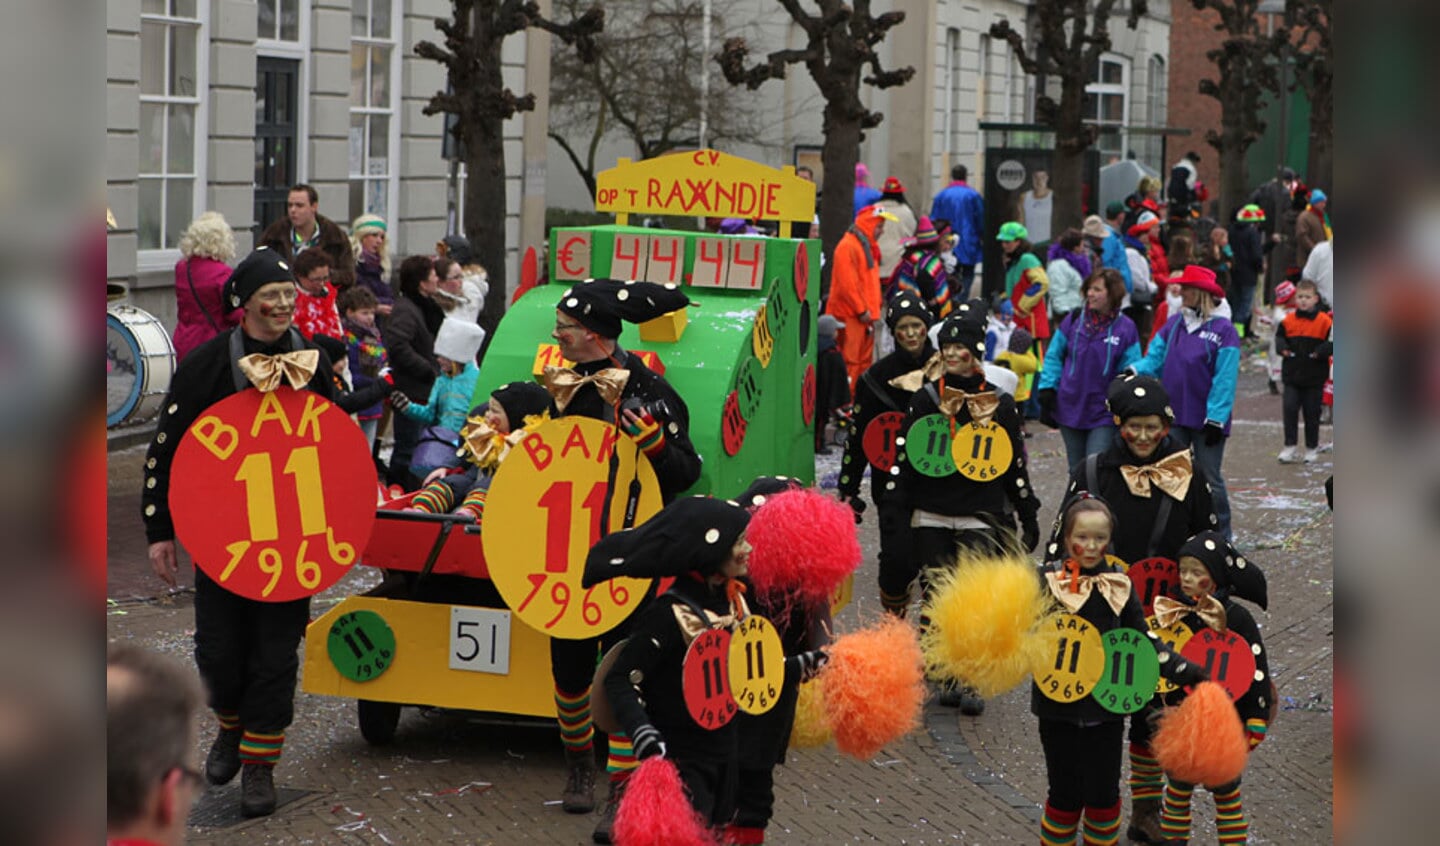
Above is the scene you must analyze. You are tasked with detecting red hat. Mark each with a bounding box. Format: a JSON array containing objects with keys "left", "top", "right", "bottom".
[
  {"left": 1127, "top": 211, "right": 1161, "bottom": 237},
  {"left": 1173, "top": 265, "right": 1225, "bottom": 299},
  {"left": 1274, "top": 280, "right": 1297, "bottom": 306},
  {"left": 882, "top": 176, "right": 905, "bottom": 194}
]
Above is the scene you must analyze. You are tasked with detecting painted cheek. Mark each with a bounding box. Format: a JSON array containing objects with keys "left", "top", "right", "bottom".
[
  {"left": 1120, "top": 428, "right": 1137, "bottom": 443},
  {"left": 1071, "top": 541, "right": 1085, "bottom": 558}
]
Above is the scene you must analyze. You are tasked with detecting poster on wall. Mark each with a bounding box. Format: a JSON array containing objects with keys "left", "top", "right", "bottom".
[{"left": 981, "top": 149, "right": 1099, "bottom": 301}]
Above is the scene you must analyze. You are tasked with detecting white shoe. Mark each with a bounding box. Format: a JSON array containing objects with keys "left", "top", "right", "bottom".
[
  {"left": 1278, "top": 446, "right": 1299, "bottom": 464},
  {"left": 1303, "top": 448, "right": 1320, "bottom": 464}
]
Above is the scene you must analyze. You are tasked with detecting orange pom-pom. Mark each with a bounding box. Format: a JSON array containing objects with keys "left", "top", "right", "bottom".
[
  {"left": 612, "top": 758, "right": 716, "bottom": 846},
  {"left": 818, "top": 615, "right": 926, "bottom": 760},
  {"left": 1153, "top": 681, "right": 1250, "bottom": 786},
  {"left": 746, "top": 488, "right": 862, "bottom": 606}
]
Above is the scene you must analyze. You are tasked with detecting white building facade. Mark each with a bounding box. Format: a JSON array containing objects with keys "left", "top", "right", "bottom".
[{"left": 107, "top": 0, "right": 551, "bottom": 325}]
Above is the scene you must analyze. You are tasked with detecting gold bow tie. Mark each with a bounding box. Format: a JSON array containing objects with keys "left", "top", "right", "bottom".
[
  {"left": 544, "top": 366, "right": 630, "bottom": 413},
  {"left": 1119, "top": 450, "right": 1194, "bottom": 500},
  {"left": 888, "top": 368, "right": 926, "bottom": 393},
  {"left": 938, "top": 386, "right": 1000, "bottom": 425},
  {"left": 1045, "top": 569, "right": 1134, "bottom": 615},
  {"left": 460, "top": 412, "right": 550, "bottom": 470},
  {"left": 238, "top": 350, "right": 320, "bottom": 393},
  {"left": 671, "top": 592, "right": 751, "bottom": 645},
  {"left": 1153, "top": 594, "right": 1228, "bottom": 633}
]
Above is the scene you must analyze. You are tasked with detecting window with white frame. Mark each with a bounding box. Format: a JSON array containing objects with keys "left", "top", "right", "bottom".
[
  {"left": 976, "top": 33, "right": 990, "bottom": 122},
  {"left": 1139, "top": 54, "right": 1168, "bottom": 170},
  {"left": 1085, "top": 53, "right": 1130, "bottom": 162},
  {"left": 350, "top": 0, "right": 398, "bottom": 224},
  {"left": 138, "top": 0, "right": 204, "bottom": 252},
  {"left": 945, "top": 28, "right": 962, "bottom": 156},
  {"left": 258, "top": 0, "right": 301, "bottom": 42}
]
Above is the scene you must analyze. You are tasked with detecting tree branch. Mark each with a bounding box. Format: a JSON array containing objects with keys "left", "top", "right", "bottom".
[{"left": 989, "top": 19, "right": 1052, "bottom": 77}]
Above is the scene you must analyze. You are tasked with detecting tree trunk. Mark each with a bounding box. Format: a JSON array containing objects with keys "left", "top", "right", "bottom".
[
  {"left": 463, "top": 109, "right": 508, "bottom": 340},
  {"left": 1050, "top": 79, "right": 1088, "bottom": 237},
  {"left": 1306, "top": 95, "right": 1332, "bottom": 192},
  {"left": 818, "top": 103, "right": 861, "bottom": 301},
  {"left": 1215, "top": 102, "right": 1249, "bottom": 224}
]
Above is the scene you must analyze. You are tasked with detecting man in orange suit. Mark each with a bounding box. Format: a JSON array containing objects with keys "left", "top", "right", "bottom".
[{"left": 826, "top": 204, "right": 899, "bottom": 387}]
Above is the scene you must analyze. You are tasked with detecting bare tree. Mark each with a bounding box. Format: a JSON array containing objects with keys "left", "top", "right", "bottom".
[
  {"left": 717, "top": 1, "right": 914, "bottom": 261},
  {"left": 416, "top": 0, "right": 602, "bottom": 332},
  {"left": 1287, "top": 0, "right": 1331, "bottom": 191},
  {"left": 1188, "top": 0, "right": 1287, "bottom": 219},
  {"left": 549, "top": 0, "right": 761, "bottom": 198},
  {"left": 990, "top": 1, "right": 1149, "bottom": 233}
]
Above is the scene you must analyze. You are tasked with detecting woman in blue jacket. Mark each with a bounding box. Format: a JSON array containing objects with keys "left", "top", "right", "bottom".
[
  {"left": 1037, "top": 269, "right": 1141, "bottom": 472},
  {"left": 1130, "top": 265, "right": 1240, "bottom": 539}
]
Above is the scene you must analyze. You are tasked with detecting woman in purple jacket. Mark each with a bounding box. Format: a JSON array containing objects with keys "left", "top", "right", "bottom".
[
  {"left": 172, "top": 212, "right": 242, "bottom": 361},
  {"left": 1036, "top": 269, "right": 1141, "bottom": 471}
]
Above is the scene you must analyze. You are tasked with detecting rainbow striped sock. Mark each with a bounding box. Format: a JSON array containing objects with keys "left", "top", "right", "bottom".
[
  {"left": 215, "top": 709, "right": 240, "bottom": 732},
  {"left": 1160, "top": 780, "right": 1194, "bottom": 841},
  {"left": 1082, "top": 802, "right": 1121, "bottom": 845},
  {"left": 239, "top": 730, "right": 283, "bottom": 766},
  {"left": 1128, "top": 743, "right": 1164, "bottom": 801},
  {"left": 554, "top": 688, "right": 593, "bottom": 755},
  {"left": 457, "top": 488, "right": 488, "bottom": 522},
  {"left": 606, "top": 733, "right": 636, "bottom": 776},
  {"left": 1214, "top": 783, "right": 1248, "bottom": 844},
  {"left": 879, "top": 588, "right": 911, "bottom": 617},
  {"left": 1041, "top": 802, "right": 1081, "bottom": 845},
  {"left": 412, "top": 482, "right": 454, "bottom": 513}
]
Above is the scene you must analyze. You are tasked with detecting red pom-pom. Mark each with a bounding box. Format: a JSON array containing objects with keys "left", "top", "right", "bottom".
[
  {"left": 612, "top": 758, "right": 716, "bottom": 846},
  {"left": 819, "top": 615, "right": 926, "bottom": 760},
  {"left": 1153, "top": 681, "right": 1250, "bottom": 786},
  {"left": 746, "top": 488, "right": 861, "bottom": 605}
]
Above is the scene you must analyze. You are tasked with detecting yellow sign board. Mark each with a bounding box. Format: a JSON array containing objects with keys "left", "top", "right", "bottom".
[{"left": 595, "top": 150, "right": 817, "bottom": 234}]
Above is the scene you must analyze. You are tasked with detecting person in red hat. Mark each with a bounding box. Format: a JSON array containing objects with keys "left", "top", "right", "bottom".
[
  {"left": 1128, "top": 265, "right": 1240, "bottom": 540},
  {"left": 875, "top": 176, "right": 917, "bottom": 284}
]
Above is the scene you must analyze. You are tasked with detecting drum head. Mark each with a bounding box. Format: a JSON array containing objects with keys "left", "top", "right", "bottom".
[{"left": 106, "top": 311, "right": 143, "bottom": 427}]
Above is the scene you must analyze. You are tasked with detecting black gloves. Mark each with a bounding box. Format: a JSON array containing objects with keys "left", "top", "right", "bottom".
[
  {"left": 1020, "top": 513, "right": 1041, "bottom": 553},
  {"left": 390, "top": 390, "right": 411, "bottom": 411},
  {"left": 841, "top": 494, "right": 866, "bottom": 525},
  {"left": 1169, "top": 657, "right": 1209, "bottom": 688},
  {"left": 787, "top": 648, "right": 830, "bottom": 683},
  {"left": 1037, "top": 389, "right": 1059, "bottom": 430},
  {"left": 1203, "top": 421, "right": 1225, "bottom": 447},
  {"left": 631, "top": 724, "right": 666, "bottom": 760}
]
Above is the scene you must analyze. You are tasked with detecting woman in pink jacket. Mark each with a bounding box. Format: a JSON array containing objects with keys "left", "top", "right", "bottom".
[{"left": 172, "top": 211, "right": 242, "bottom": 361}]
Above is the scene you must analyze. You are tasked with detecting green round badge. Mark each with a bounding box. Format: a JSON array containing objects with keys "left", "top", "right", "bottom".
[
  {"left": 1091, "top": 627, "right": 1160, "bottom": 715},
  {"left": 904, "top": 414, "right": 956, "bottom": 477},
  {"left": 327, "top": 610, "right": 396, "bottom": 683}
]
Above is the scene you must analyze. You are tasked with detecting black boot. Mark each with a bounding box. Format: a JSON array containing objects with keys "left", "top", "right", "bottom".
[
  {"left": 561, "top": 749, "right": 597, "bottom": 814},
  {"left": 592, "top": 776, "right": 627, "bottom": 844},
  {"left": 1126, "top": 797, "right": 1164, "bottom": 844},
  {"left": 958, "top": 686, "right": 986, "bottom": 716},
  {"left": 204, "top": 727, "right": 242, "bottom": 786},
  {"left": 240, "top": 763, "right": 277, "bottom": 818}
]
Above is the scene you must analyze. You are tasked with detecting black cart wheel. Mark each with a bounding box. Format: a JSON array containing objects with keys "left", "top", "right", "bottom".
[{"left": 357, "top": 699, "right": 401, "bottom": 745}]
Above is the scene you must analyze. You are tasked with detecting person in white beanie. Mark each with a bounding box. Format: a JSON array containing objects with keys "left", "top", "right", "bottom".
[{"left": 390, "top": 317, "right": 486, "bottom": 433}]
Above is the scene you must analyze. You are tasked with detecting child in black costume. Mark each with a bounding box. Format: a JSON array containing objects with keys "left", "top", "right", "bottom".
[
  {"left": 1035, "top": 497, "right": 1206, "bottom": 846},
  {"left": 836, "top": 295, "right": 935, "bottom": 617},
  {"left": 1155, "top": 531, "right": 1272, "bottom": 845}
]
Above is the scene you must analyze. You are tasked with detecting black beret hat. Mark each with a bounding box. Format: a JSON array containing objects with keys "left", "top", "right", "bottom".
[
  {"left": 310, "top": 333, "right": 346, "bottom": 364},
  {"left": 1106, "top": 373, "right": 1174, "bottom": 422},
  {"left": 223, "top": 246, "right": 296, "bottom": 309},
  {"left": 490, "top": 381, "right": 554, "bottom": 432},
  {"left": 1177, "top": 530, "right": 1268, "bottom": 610},
  {"left": 557, "top": 278, "right": 693, "bottom": 339},
  {"left": 885, "top": 293, "right": 935, "bottom": 331},
  {"left": 733, "top": 476, "right": 801, "bottom": 510},
  {"left": 935, "top": 312, "right": 985, "bottom": 358},
  {"left": 582, "top": 496, "right": 749, "bottom": 587}
]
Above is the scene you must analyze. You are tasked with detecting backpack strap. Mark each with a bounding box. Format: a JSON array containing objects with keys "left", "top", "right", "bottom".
[{"left": 861, "top": 370, "right": 903, "bottom": 413}]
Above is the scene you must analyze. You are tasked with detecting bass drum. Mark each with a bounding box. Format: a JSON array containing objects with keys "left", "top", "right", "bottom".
[{"left": 107, "top": 304, "right": 176, "bottom": 427}]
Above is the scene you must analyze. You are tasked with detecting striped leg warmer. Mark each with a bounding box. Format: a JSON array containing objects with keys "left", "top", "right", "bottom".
[
  {"left": 239, "top": 730, "right": 283, "bottom": 766},
  {"left": 554, "top": 688, "right": 594, "bottom": 755},
  {"left": 1041, "top": 802, "right": 1081, "bottom": 845},
  {"left": 1214, "top": 783, "right": 1248, "bottom": 844},
  {"left": 1081, "top": 802, "right": 1121, "bottom": 845},
  {"left": 1160, "top": 781, "right": 1194, "bottom": 842},
  {"left": 1128, "top": 742, "right": 1165, "bottom": 801}
]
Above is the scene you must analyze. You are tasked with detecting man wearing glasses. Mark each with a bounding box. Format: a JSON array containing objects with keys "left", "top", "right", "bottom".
[
  {"left": 544, "top": 279, "right": 702, "bottom": 843},
  {"left": 107, "top": 643, "right": 205, "bottom": 846},
  {"left": 142, "top": 247, "right": 337, "bottom": 818}
]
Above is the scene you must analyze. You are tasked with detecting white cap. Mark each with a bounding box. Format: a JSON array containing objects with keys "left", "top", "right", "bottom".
[{"left": 433, "top": 318, "right": 486, "bottom": 364}]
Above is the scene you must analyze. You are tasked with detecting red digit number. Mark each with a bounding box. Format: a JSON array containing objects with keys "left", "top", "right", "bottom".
[
  {"left": 518, "top": 573, "right": 546, "bottom": 612},
  {"left": 546, "top": 581, "right": 571, "bottom": 629},
  {"left": 537, "top": 481, "right": 573, "bottom": 574}
]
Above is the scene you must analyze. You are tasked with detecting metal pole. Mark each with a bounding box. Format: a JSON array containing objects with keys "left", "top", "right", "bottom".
[{"left": 700, "top": 0, "right": 710, "bottom": 149}]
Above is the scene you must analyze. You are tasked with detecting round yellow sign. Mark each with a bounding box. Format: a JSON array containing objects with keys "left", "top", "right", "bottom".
[
  {"left": 950, "top": 420, "right": 1014, "bottom": 482},
  {"left": 482, "top": 417, "right": 663, "bottom": 638},
  {"left": 752, "top": 303, "right": 775, "bottom": 368},
  {"left": 728, "top": 615, "right": 785, "bottom": 715},
  {"left": 1032, "top": 613, "right": 1106, "bottom": 703},
  {"left": 1146, "top": 616, "right": 1195, "bottom": 694}
]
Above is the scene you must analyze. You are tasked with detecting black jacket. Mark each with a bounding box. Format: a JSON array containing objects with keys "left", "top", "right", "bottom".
[
  {"left": 142, "top": 326, "right": 336, "bottom": 544},
  {"left": 1274, "top": 308, "right": 1334, "bottom": 388},
  {"left": 604, "top": 576, "right": 738, "bottom": 763},
  {"left": 900, "top": 371, "right": 1037, "bottom": 522},
  {"left": 1227, "top": 222, "right": 1265, "bottom": 292},
  {"left": 1056, "top": 439, "right": 1217, "bottom": 566},
  {"left": 386, "top": 294, "right": 443, "bottom": 402},
  {"left": 838, "top": 343, "right": 932, "bottom": 504},
  {"left": 558, "top": 347, "right": 702, "bottom": 502}
]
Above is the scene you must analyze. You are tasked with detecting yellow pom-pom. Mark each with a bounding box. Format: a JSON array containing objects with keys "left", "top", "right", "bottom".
[
  {"left": 919, "top": 550, "right": 1055, "bottom": 697},
  {"left": 789, "top": 681, "right": 833, "bottom": 749}
]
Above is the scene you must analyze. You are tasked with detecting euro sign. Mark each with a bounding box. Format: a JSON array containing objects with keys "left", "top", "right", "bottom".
[{"left": 558, "top": 235, "right": 588, "bottom": 277}]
